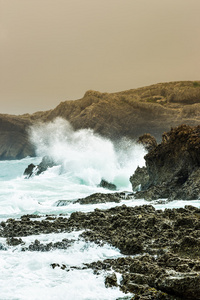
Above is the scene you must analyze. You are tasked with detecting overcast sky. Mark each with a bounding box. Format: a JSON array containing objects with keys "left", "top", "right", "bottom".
[{"left": 1, "top": 0, "right": 200, "bottom": 114}]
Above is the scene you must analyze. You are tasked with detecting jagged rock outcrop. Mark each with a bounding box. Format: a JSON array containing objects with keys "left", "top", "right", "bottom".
[
  {"left": 130, "top": 125, "right": 200, "bottom": 200},
  {"left": 23, "top": 156, "right": 56, "bottom": 178},
  {"left": 98, "top": 179, "right": 117, "bottom": 190},
  {"left": 1, "top": 81, "right": 200, "bottom": 159},
  {"left": 137, "top": 133, "right": 157, "bottom": 152},
  {"left": 130, "top": 167, "right": 149, "bottom": 191}
]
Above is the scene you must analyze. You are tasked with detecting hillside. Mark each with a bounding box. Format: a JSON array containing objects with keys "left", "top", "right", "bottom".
[
  {"left": 0, "top": 114, "right": 35, "bottom": 160},
  {"left": 1, "top": 81, "right": 200, "bottom": 159}
]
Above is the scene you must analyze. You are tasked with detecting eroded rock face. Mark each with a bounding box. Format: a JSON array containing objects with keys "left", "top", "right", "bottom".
[
  {"left": 131, "top": 125, "right": 200, "bottom": 200},
  {"left": 137, "top": 133, "right": 157, "bottom": 153},
  {"left": 130, "top": 167, "right": 149, "bottom": 191}
]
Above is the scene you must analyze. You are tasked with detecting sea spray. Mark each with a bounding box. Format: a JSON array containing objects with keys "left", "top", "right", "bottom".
[
  {"left": 0, "top": 231, "right": 126, "bottom": 300},
  {"left": 29, "top": 118, "right": 147, "bottom": 188},
  {"left": 1, "top": 151, "right": 200, "bottom": 299},
  {"left": 0, "top": 118, "right": 148, "bottom": 219}
]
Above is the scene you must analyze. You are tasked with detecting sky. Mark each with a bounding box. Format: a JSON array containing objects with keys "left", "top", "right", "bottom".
[{"left": 0, "top": 0, "right": 200, "bottom": 115}]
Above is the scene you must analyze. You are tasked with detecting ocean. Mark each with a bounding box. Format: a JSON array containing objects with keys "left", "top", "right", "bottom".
[{"left": 0, "top": 119, "right": 199, "bottom": 300}]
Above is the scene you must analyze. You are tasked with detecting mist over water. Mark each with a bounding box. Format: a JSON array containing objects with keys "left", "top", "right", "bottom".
[
  {"left": 29, "top": 118, "right": 147, "bottom": 188},
  {"left": 1, "top": 119, "right": 200, "bottom": 299},
  {"left": 0, "top": 119, "right": 148, "bottom": 299}
]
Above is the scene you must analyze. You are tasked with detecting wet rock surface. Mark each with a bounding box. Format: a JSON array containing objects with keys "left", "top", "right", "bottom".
[
  {"left": 21, "top": 238, "right": 74, "bottom": 252},
  {"left": 98, "top": 179, "right": 117, "bottom": 191},
  {"left": 130, "top": 125, "right": 200, "bottom": 201},
  {"left": 0, "top": 203, "right": 200, "bottom": 299},
  {"left": 130, "top": 167, "right": 149, "bottom": 191},
  {"left": 85, "top": 254, "right": 200, "bottom": 299},
  {"left": 24, "top": 156, "right": 57, "bottom": 178},
  {"left": 54, "top": 192, "right": 134, "bottom": 206},
  {"left": 74, "top": 192, "right": 132, "bottom": 205}
]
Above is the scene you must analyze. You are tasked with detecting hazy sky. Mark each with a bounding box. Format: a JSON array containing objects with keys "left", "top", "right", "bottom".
[{"left": 1, "top": 0, "right": 200, "bottom": 114}]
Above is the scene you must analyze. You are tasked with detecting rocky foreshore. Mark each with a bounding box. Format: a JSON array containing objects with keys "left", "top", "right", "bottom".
[
  {"left": 1, "top": 203, "right": 200, "bottom": 299},
  {"left": 130, "top": 124, "right": 200, "bottom": 201}
]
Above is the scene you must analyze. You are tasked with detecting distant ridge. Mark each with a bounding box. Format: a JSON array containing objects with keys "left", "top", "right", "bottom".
[{"left": 1, "top": 81, "right": 200, "bottom": 160}]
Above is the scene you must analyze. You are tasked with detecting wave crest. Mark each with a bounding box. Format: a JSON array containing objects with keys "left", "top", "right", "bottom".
[{"left": 29, "top": 118, "right": 146, "bottom": 188}]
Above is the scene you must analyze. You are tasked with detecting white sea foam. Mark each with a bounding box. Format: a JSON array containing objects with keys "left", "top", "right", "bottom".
[
  {"left": 0, "top": 119, "right": 199, "bottom": 299},
  {"left": 29, "top": 118, "right": 146, "bottom": 188},
  {"left": 0, "top": 231, "right": 126, "bottom": 300}
]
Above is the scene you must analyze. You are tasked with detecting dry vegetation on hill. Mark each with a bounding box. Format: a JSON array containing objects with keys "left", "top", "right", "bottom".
[
  {"left": 0, "top": 81, "right": 200, "bottom": 159},
  {"left": 41, "top": 81, "right": 200, "bottom": 140}
]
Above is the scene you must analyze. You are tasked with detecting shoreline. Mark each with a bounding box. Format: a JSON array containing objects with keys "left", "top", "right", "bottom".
[{"left": 1, "top": 201, "right": 200, "bottom": 299}]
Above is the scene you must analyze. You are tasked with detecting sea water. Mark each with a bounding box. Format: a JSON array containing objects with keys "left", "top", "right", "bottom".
[{"left": 0, "top": 118, "right": 199, "bottom": 300}]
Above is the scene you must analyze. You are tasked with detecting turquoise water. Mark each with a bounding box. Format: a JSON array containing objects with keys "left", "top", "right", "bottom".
[{"left": 0, "top": 119, "right": 199, "bottom": 299}]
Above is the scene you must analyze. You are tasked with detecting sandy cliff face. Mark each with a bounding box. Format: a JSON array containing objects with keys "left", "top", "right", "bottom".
[{"left": 0, "top": 81, "right": 200, "bottom": 159}]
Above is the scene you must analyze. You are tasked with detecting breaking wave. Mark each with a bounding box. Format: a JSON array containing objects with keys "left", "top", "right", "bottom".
[{"left": 29, "top": 118, "right": 146, "bottom": 188}]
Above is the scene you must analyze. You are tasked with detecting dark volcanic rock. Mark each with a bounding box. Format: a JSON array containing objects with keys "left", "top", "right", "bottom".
[
  {"left": 1, "top": 203, "right": 200, "bottom": 299},
  {"left": 85, "top": 253, "right": 200, "bottom": 299},
  {"left": 6, "top": 237, "right": 24, "bottom": 246},
  {"left": 131, "top": 125, "right": 200, "bottom": 200},
  {"left": 137, "top": 133, "right": 157, "bottom": 152},
  {"left": 155, "top": 272, "right": 200, "bottom": 300},
  {"left": 98, "top": 179, "right": 117, "bottom": 191},
  {"left": 74, "top": 192, "right": 128, "bottom": 205},
  {"left": 21, "top": 238, "right": 74, "bottom": 252},
  {"left": 130, "top": 167, "right": 149, "bottom": 191},
  {"left": 105, "top": 272, "right": 118, "bottom": 288},
  {"left": 24, "top": 156, "right": 57, "bottom": 178},
  {"left": 23, "top": 163, "right": 36, "bottom": 178}
]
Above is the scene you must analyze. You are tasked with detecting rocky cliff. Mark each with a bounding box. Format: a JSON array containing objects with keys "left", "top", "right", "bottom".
[
  {"left": 1, "top": 81, "right": 200, "bottom": 159},
  {"left": 130, "top": 124, "right": 200, "bottom": 200},
  {"left": 0, "top": 114, "right": 35, "bottom": 160}
]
